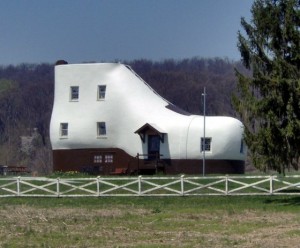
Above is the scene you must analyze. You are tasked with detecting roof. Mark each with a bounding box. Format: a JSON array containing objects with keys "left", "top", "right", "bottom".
[
  {"left": 134, "top": 123, "right": 166, "bottom": 135},
  {"left": 134, "top": 123, "right": 166, "bottom": 143}
]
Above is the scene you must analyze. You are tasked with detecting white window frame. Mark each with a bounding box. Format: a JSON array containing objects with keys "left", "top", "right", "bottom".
[
  {"left": 104, "top": 154, "right": 113, "bottom": 163},
  {"left": 201, "top": 137, "right": 212, "bottom": 152},
  {"left": 60, "top": 123, "right": 68, "bottom": 138},
  {"left": 70, "top": 86, "right": 79, "bottom": 101},
  {"left": 97, "top": 85, "right": 106, "bottom": 100},
  {"left": 94, "top": 155, "right": 102, "bottom": 163},
  {"left": 97, "top": 122, "right": 106, "bottom": 137}
]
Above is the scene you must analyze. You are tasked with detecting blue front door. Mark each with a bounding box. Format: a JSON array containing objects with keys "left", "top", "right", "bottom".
[{"left": 148, "top": 135, "right": 160, "bottom": 160}]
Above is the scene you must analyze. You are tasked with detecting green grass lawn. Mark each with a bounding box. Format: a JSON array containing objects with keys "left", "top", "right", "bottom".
[{"left": 0, "top": 196, "right": 300, "bottom": 247}]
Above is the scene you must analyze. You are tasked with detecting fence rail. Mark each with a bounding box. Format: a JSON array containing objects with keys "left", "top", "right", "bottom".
[{"left": 1, "top": 175, "right": 300, "bottom": 197}]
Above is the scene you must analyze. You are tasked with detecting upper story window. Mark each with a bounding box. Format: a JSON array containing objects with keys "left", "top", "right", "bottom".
[
  {"left": 98, "top": 85, "right": 106, "bottom": 100},
  {"left": 60, "top": 123, "right": 68, "bottom": 138},
  {"left": 97, "top": 122, "right": 106, "bottom": 136},
  {"left": 70, "top": 86, "right": 79, "bottom": 101},
  {"left": 201, "top": 137, "right": 211, "bottom": 152}
]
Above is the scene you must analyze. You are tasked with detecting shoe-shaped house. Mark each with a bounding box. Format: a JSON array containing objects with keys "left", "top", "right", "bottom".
[{"left": 50, "top": 62, "right": 246, "bottom": 175}]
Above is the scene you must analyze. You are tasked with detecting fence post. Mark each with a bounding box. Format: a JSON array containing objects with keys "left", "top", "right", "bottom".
[
  {"left": 57, "top": 177, "right": 60, "bottom": 197},
  {"left": 138, "top": 175, "right": 142, "bottom": 196},
  {"left": 225, "top": 175, "right": 228, "bottom": 196},
  {"left": 17, "top": 176, "right": 21, "bottom": 196},
  {"left": 270, "top": 175, "right": 273, "bottom": 195},
  {"left": 97, "top": 176, "right": 100, "bottom": 196},
  {"left": 180, "top": 175, "right": 185, "bottom": 196}
]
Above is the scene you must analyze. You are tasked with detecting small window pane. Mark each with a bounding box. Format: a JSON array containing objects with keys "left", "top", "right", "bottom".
[
  {"left": 201, "top": 138, "right": 211, "bottom": 152},
  {"left": 70, "top": 86, "right": 79, "bottom": 100},
  {"left": 98, "top": 85, "right": 106, "bottom": 100},
  {"left": 94, "top": 155, "right": 102, "bottom": 163},
  {"left": 105, "top": 154, "right": 113, "bottom": 163},
  {"left": 97, "top": 122, "right": 106, "bottom": 136},
  {"left": 60, "top": 123, "right": 68, "bottom": 137}
]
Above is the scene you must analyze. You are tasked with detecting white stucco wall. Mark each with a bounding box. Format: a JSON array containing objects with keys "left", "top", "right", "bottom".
[{"left": 50, "top": 63, "right": 245, "bottom": 162}]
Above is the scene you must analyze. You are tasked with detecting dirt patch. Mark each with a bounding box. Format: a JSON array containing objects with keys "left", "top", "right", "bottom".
[{"left": 0, "top": 205, "right": 300, "bottom": 247}]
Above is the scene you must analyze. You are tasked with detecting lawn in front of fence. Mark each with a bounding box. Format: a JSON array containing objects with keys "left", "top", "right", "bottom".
[{"left": 0, "top": 195, "right": 300, "bottom": 247}]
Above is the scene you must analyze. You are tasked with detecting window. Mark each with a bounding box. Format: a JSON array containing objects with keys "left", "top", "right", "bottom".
[
  {"left": 60, "top": 123, "right": 68, "bottom": 137},
  {"left": 94, "top": 155, "right": 102, "bottom": 163},
  {"left": 70, "top": 86, "right": 79, "bottom": 100},
  {"left": 105, "top": 154, "right": 113, "bottom": 163},
  {"left": 97, "top": 122, "right": 106, "bottom": 136},
  {"left": 98, "top": 85, "right": 106, "bottom": 100},
  {"left": 201, "top": 137, "right": 211, "bottom": 152},
  {"left": 240, "top": 139, "right": 244, "bottom": 154}
]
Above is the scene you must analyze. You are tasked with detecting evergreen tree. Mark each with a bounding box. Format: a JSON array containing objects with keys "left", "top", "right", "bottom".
[{"left": 233, "top": 0, "right": 300, "bottom": 174}]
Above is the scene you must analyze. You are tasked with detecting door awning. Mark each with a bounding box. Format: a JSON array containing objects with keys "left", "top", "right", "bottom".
[{"left": 134, "top": 123, "right": 166, "bottom": 143}]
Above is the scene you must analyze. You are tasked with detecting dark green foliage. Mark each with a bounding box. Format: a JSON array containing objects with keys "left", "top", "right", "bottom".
[{"left": 233, "top": 0, "right": 300, "bottom": 174}]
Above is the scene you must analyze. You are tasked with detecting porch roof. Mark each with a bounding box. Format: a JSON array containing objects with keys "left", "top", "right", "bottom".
[
  {"left": 134, "top": 123, "right": 166, "bottom": 135},
  {"left": 134, "top": 123, "right": 166, "bottom": 143}
]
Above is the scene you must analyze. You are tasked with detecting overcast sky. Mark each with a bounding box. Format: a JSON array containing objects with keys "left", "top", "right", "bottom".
[{"left": 0, "top": 0, "right": 254, "bottom": 65}]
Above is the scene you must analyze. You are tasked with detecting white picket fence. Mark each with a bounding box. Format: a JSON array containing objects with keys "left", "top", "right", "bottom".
[{"left": 0, "top": 175, "right": 300, "bottom": 197}]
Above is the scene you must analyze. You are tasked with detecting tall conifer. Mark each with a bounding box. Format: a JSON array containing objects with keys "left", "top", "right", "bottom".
[{"left": 233, "top": 0, "right": 300, "bottom": 174}]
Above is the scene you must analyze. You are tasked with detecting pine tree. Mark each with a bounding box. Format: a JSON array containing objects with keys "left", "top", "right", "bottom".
[{"left": 233, "top": 0, "right": 300, "bottom": 174}]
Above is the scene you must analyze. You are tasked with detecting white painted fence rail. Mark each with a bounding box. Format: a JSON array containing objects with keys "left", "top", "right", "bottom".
[{"left": 0, "top": 175, "right": 300, "bottom": 197}]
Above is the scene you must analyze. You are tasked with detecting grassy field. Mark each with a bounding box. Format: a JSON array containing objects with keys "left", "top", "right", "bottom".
[{"left": 0, "top": 196, "right": 300, "bottom": 247}]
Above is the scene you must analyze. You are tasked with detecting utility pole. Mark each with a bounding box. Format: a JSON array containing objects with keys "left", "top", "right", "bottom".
[{"left": 202, "top": 87, "right": 206, "bottom": 176}]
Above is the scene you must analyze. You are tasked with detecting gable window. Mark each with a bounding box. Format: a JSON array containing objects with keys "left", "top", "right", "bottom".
[
  {"left": 201, "top": 137, "right": 211, "bottom": 152},
  {"left": 60, "top": 123, "right": 68, "bottom": 137},
  {"left": 97, "top": 122, "right": 106, "bottom": 136},
  {"left": 70, "top": 86, "right": 79, "bottom": 101},
  {"left": 98, "top": 85, "right": 106, "bottom": 100}
]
